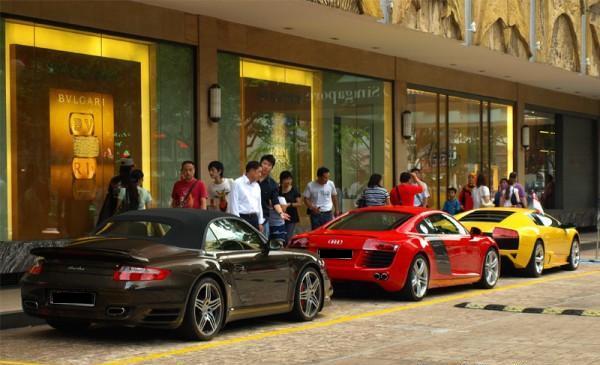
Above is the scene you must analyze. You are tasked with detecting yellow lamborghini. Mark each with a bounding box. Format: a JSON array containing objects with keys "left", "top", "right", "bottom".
[{"left": 454, "top": 208, "right": 580, "bottom": 277}]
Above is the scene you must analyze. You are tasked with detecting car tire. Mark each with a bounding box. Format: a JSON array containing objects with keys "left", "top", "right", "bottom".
[
  {"left": 525, "top": 240, "right": 545, "bottom": 277},
  {"left": 564, "top": 238, "right": 580, "bottom": 271},
  {"left": 177, "top": 277, "right": 225, "bottom": 341},
  {"left": 292, "top": 266, "right": 323, "bottom": 321},
  {"left": 399, "top": 254, "right": 429, "bottom": 301},
  {"left": 46, "top": 318, "right": 90, "bottom": 333},
  {"left": 477, "top": 249, "right": 500, "bottom": 289}
]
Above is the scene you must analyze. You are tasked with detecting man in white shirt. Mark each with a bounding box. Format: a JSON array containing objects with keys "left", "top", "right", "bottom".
[
  {"left": 229, "top": 161, "right": 264, "bottom": 232},
  {"left": 303, "top": 166, "right": 339, "bottom": 230},
  {"left": 411, "top": 167, "right": 430, "bottom": 208}
]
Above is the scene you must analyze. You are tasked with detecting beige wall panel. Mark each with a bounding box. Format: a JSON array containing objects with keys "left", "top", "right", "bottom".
[
  {"left": 518, "top": 84, "right": 600, "bottom": 116},
  {"left": 214, "top": 19, "right": 395, "bottom": 80},
  {"left": 0, "top": 0, "right": 198, "bottom": 45},
  {"left": 395, "top": 58, "right": 517, "bottom": 101},
  {"left": 537, "top": 0, "right": 582, "bottom": 72}
]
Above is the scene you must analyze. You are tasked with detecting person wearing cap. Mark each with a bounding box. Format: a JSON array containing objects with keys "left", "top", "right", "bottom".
[
  {"left": 458, "top": 172, "right": 476, "bottom": 212},
  {"left": 97, "top": 154, "right": 135, "bottom": 226}
]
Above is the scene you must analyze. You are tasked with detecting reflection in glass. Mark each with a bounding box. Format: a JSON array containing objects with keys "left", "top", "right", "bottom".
[
  {"left": 449, "top": 96, "right": 481, "bottom": 191},
  {"left": 524, "top": 110, "right": 556, "bottom": 209}
]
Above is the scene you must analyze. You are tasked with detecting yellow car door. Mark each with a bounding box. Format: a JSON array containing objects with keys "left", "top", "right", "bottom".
[{"left": 530, "top": 213, "right": 566, "bottom": 265}]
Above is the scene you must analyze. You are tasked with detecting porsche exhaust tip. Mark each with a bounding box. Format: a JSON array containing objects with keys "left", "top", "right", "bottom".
[{"left": 106, "top": 306, "right": 127, "bottom": 317}]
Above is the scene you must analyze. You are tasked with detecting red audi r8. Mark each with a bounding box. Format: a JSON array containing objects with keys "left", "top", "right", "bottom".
[{"left": 289, "top": 206, "right": 499, "bottom": 300}]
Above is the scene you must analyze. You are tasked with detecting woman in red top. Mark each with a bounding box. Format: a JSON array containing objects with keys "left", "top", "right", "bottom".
[{"left": 390, "top": 172, "right": 426, "bottom": 206}]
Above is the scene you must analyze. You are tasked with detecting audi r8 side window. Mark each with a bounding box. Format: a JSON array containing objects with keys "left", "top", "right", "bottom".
[
  {"left": 327, "top": 212, "right": 412, "bottom": 231},
  {"left": 427, "top": 214, "right": 463, "bottom": 235}
]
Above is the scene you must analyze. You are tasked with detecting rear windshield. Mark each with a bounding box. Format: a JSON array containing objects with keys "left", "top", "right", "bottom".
[
  {"left": 458, "top": 210, "right": 514, "bottom": 223},
  {"left": 327, "top": 211, "right": 412, "bottom": 231},
  {"left": 96, "top": 220, "right": 172, "bottom": 238}
]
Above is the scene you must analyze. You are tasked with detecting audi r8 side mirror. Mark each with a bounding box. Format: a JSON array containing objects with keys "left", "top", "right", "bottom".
[{"left": 469, "top": 227, "right": 482, "bottom": 236}]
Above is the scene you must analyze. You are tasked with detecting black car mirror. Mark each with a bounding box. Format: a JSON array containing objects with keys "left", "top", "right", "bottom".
[
  {"left": 559, "top": 223, "right": 576, "bottom": 230},
  {"left": 470, "top": 227, "right": 482, "bottom": 236},
  {"left": 268, "top": 238, "right": 285, "bottom": 251}
]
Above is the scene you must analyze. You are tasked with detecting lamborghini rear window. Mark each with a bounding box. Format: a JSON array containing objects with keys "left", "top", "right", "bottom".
[
  {"left": 328, "top": 212, "right": 412, "bottom": 231},
  {"left": 458, "top": 210, "right": 514, "bottom": 223}
]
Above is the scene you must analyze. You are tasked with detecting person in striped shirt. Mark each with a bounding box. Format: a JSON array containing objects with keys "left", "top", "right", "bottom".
[{"left": 357, "top": 174, "right": 390, "bottom": 207}]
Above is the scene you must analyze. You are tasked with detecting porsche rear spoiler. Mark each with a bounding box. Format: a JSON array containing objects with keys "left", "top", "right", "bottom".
[{"left": 30, "top": 247, "right": 150, "bottom": 263}]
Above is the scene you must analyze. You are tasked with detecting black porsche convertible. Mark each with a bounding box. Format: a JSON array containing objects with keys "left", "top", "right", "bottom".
[{"left": 21, "top": 209, "right": 332, "bottom": 340}]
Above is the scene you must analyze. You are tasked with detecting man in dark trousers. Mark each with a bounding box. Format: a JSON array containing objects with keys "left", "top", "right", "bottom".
[{"left": 258, "top": 154, "right": 289, "bottom": 237}]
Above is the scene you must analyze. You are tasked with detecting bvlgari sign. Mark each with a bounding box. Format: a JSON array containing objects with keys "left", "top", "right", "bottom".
[{"left": 49, "top": 88, "right": 114, "bottom": 200}]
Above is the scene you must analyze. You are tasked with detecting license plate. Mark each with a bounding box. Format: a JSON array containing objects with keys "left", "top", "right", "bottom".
[
  {"left": 50, "top": 291, "right": 96, "bottom": 307},
  {"left": 318, "top": 249, "right": 353, "bottom": 259}
]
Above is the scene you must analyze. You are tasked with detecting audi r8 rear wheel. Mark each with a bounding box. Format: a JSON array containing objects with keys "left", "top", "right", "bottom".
[
  {"left": 525, "top": 240, "right": 545, "bottom": 277},
  {"left": 564, "top": 238, "right": 580, "bottom": 271},
  {"left": 292, "top": 267, "right": 323, "bottom": 321},
  {"left": 178, "top": 277, "right": 224, "bottom": 341},
  {"left": 46, "top": 318, "right": 90, "bottom": 333},
  {"left": 400, "top": 254, "right": 429, "bottom": 301},
  {"left": 478, "top": 249, "right": 499, "bottom": 289}
]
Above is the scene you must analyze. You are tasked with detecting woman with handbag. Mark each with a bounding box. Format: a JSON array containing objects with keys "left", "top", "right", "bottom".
[{"left": 472, "top": 174, "right": 494, "bottom": 209}]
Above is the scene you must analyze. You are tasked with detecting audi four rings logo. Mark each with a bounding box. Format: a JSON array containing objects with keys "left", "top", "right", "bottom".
[{"left": 328, "top": 239, "right": 343, "bottom": 245}]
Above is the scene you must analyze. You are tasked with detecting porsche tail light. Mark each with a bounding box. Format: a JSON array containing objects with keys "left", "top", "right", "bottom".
[
  {"left": 113, "top": 266, "right": 171, "bottom": 281},
  {"left": 28, "top": 261, "right": 43, "bottom": 275},
  {"left": 289, "top": 237, "right": 309, "bottom": 249},
  {"left": 362, "top": 239, "right": 399, "bottom": 252}
]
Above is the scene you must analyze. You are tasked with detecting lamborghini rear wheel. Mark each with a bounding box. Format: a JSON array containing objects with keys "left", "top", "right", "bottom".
[{"left": 525, "top": 240, "right": 544, "bottom": 277}]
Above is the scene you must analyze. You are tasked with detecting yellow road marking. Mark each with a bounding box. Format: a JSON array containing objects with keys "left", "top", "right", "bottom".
[
  {"left": 582, "top": 310, "right": 600, "bottom": 317},
  {"left": 503, "top": 305, "right": 525, "bottom": 312},
  {"left": 95, "top": 269, "right": 600, "bottom": 365},
  {"left": 0, "top": 361, "right": 47, "bottom": 365}
]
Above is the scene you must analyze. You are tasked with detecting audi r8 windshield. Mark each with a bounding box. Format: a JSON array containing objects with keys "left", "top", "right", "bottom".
[{"left": 327, "top": 211, "right": 412, "bottom": 231}]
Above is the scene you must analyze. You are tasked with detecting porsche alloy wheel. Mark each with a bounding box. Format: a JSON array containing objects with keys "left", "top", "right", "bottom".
[
  {"left": 401, "top": 254, "right": 429, "bottom": 301},
  {"left": 478, "top": 249, "right": 499, "bottom": 289},
  {"left": 526, "top": 241, "right": 545, "bottom": 277},
  {"left": 565, "top": 238, "right": 580, "bottom": 271},
  {"left": 178, "top": 277, "right": 224, "bottom": 341},
  {"left": 293, "top": 267, "right": 323, "bottom": 321}
]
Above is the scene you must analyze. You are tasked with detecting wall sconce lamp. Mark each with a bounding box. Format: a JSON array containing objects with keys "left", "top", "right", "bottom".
[
  {"left": 208, "top": 84, "right": 221, "bottom": 122},
  {"left": 402, "top": 110, "right": 413, "bottom": 139},
  {"left": 521, "top": 125, "right": 530, "bottom": 150}
]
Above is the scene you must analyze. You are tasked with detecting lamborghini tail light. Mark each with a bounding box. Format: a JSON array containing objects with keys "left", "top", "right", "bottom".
[
  {"left": 113, "top": 266, "right": 171, "bottom": 281},
  {"left": 492, "top": 227, "right": 519, "bottom": 239}
]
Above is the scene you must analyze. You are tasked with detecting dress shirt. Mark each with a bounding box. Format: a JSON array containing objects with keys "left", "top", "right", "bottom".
[{"left": 229, "top": 175, "right": 265, "bottom": 224}]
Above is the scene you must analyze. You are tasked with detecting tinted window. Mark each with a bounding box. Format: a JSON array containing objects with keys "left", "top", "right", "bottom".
[
  {"left": 458, "top": 210, "right": 514, "bottom": 223},
  {"left": 206, "top": 219, "right": 263, "bottom": 251},
  {"left": 97, "top": 221, "right": 172, "bottom": 238},
  {"left": 417, "top": 214, "right": 466, "bottom": 235},
  {"left": 328, "top": 212, "right": 412, "bottom": 231},
  {"left": 530, "top": 213, "right": 559, "bottom": 228}
]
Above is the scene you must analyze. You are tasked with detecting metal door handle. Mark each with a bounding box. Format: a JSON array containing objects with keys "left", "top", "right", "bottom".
[{"left": 233, "top": 264, "right": 246, "bottom": 272}]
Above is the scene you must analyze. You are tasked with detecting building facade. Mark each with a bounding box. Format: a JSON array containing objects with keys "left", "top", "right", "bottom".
[{"left": 0, "top": 1, "right": 599, "bottom": 269}]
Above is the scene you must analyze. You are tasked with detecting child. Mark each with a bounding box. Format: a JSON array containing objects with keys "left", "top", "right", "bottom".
[{"left": 443, "top": 187, "right": 461, "bottom": 215}]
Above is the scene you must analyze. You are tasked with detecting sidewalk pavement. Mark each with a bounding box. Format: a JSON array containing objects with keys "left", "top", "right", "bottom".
[{"left": 1, "top": 231, "right": 599, "bottom": 330}]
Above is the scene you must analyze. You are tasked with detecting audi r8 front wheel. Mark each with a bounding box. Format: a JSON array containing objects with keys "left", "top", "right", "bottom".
[
  {"left": 526, "top": 240, "right": 545, "bottom": 277},
  {"left": 564, "top": 238, "right": 580, "bottom": 271},
  {"left": 292, "top": 267, "right": 323, "bottom": 321},
  {"left": 478, "top": 249, "right": 499, "bottom": 289},
  {"left": 178, "top": 277, "right": 225, "bottom": 341},
  {"left": 400, "top": 254, "right": 429, "bottom": 301}
]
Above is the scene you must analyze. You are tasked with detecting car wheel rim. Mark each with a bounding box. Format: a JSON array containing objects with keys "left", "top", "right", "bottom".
[
  {"left": 485, "top": 250, "right": 499, "bottom": 285},
  {"left": 299, "top": 271, "right": 321, "bottom": 318},
  {"left": 571, "top": 241, "right": 580, "bottom": 267},
  {"left": 194, "top": 282, "right": 222, "bottom": 336},
  {"left": 411, "top": 257, "right": 428, "bottom": 298},
  {"left": 534, "top": 244, "right": 544, "bottom": 274}
]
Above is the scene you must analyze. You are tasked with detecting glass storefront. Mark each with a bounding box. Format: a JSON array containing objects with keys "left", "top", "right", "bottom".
[
  {"left": 218, "top": 54, "right": 393, "bottom": 214},
  {"left": 524, "top": 110, "right": 557, "bottom": 208},
  {"left": 407, "top": 88, "right": 513, "bottom": 208},
  {"left": 0, "top": 19, "right": 195, "bottom": 241}
]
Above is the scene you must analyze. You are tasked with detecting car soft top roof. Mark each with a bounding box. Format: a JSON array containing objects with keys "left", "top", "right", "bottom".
[{"left": 103, "top": 208, "right": 234, "bottom": 250}]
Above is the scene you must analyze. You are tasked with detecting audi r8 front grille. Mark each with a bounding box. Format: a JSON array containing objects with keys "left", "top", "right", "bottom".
[{"left": 361, "top": 251, "right": 395, "bottom": 268}]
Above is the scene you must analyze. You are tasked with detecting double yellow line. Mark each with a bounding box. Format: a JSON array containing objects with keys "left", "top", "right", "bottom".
[{"left": 3, "top": 269, "right": 599, "bottom": 365}]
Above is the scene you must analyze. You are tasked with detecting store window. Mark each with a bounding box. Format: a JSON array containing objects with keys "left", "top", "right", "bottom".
[
  {"left": 218, "top": 54, "right": 392, "bottom": 215},
  {"left": 524, "top": 110, "right": 557, "bottom": 208},
  {"left": 407, "top": 88, "right": 512, "bottom": 208},
  {"left": 0, "top": 19, "right": 195, "bottom": 241}
]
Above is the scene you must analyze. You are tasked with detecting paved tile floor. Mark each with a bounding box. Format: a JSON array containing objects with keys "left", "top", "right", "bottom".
[{"left": 1, "top": 250, "right": 599, "bottom": 365}]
